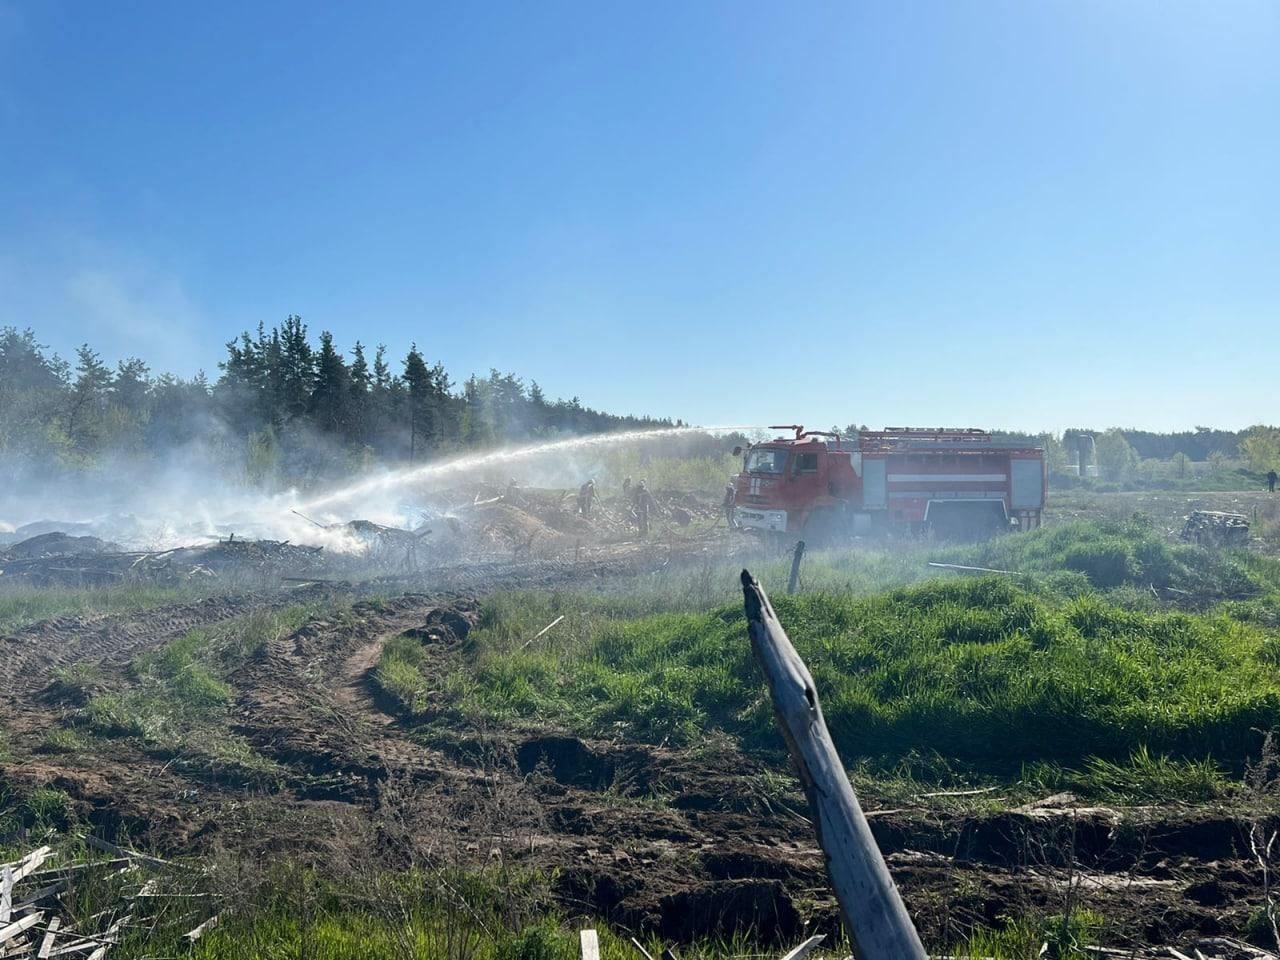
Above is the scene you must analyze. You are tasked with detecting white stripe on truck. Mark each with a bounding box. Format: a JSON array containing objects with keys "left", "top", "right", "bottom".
[{"left": 887, "top": 474, "right": 1007, "bottom": 482}]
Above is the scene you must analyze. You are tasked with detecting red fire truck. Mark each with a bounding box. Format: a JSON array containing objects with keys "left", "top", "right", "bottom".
[{"left": 731, "top": 426, "right": 1045, "bottom": 540}]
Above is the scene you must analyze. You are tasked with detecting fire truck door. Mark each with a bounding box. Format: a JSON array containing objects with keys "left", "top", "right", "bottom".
[{"left": 863, "top": 459, "right": 887, "bottom": 509}]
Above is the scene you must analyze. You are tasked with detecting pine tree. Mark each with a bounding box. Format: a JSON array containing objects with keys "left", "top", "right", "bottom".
[
  {"left": 402, "top": 345, "right": 435, "bottom": 463},
  {"left": 277, "top": 315, "right": 314, "bottom": 421},
  {"left": 65, "top": 345, "right": 114, "bottom": 455},
  {"left": 112, "top": 358, "right": 151, "bottom": 417},
  {"left": 309, "top": 331, "right": 350, "bottom": 435},
  {"left": 347, "top": 341, "right": 372, "bottom": 446}
]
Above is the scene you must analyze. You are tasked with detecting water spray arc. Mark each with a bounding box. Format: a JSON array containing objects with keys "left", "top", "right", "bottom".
[{"left": 300, "top": 425, "right": 758, "bottom": 511}]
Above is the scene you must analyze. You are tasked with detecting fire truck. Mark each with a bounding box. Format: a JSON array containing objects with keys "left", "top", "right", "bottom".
[{"left": 731, "top": 426, "right": 1045, "bottom": 540}]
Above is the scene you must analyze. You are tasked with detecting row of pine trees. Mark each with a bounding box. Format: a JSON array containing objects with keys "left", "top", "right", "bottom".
[{"left": 0, "top": 319, "right": 673, "bottom": 487}]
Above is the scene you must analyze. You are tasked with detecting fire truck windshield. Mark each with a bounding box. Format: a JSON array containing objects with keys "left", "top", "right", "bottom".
[{"left": 745, "top": 448, "right": 788, "bottom": 474}]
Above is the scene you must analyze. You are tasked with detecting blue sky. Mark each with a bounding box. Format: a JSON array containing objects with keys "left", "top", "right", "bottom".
[{"left": 1, "top": 1, "right": 1276, "bottom": 433}]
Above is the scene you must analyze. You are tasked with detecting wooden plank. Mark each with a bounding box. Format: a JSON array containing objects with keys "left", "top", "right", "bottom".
[
  {"left": 38, "top": 916, "right": 62, "bottom": 959},
  {"left": 183, "top": 914, "right": 220, "bottom": 942},
  {"left": 0, "top": 866, "right": 11, "bottom": 924},
  {"left": 0, "top": 911, "right": 43, "bottom": 944},
  {"left": 47, "top": 939, "right": 101, "bottom": 957},
  {"left": 741, "top": 570, "right": 926, "bottom": 960},
  {"left": 11, "top": 849, "right": 52, "bottom": 884},
  {"left": 579, "top": 929, "right": 600, "bottom": 960},
  {"left": 779, "top": 934, "right": 825, "bottom": 960},
  {"left": 629, "top": 937, "right": 656, "bottom": 960},
  {"left": 13, "top": 879, "right": 69, "bottom": 912},
  {"left": 1, "top": 847, "right": 53, "bottom": 881},
  {"left": 27, "top": 859, "right": 131, "bottom": 883},
  {"left": 84, "top": 837, "right": 170, "bottom": 870}
]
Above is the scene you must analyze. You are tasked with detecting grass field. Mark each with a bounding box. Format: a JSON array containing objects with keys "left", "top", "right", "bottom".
[
  {"left": 7, "top": 511, "right": 1280, "bottom": 957},
  {"left": 376, "top": 518, "right": 1280, "bottom": 799}
]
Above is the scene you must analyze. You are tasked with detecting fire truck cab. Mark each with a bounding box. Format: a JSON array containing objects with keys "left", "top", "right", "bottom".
[{"left": 732, "top": 426, "right": 1045, "bottom": 540}]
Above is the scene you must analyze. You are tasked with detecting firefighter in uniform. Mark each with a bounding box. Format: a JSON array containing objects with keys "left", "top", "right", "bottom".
[
  {"left": 634, "top": 479, "right": 657, "bottom": 535},
  {"left": 577, "top": 478, "right": 596, "bottom": 517},
  {"left": 723, "top": 481, "right": 737, "bottom": 528}
]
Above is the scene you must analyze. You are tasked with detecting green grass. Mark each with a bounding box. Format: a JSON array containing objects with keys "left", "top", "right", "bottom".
[
  {"left": 68, "top": 602, "right": 324, "bottom": 776},
  {"left": 417, "top": 565, "right": 1280, "bottom": 777},
  {"left": 1051, "top": 467, "right": 1262, "bottom": 493},
  {"left": 37, "top": 728, "right": 90, "bottom": 754},
  {"left": 102, "top": 857, "right": 1106, "bottom": 960},
  {"left": 111, "top": 864, "right": 762, "bottom": 960},
  {"left": 0, "top": 786, "right": 80, "bottom": 835},
  {"left": 375, "top": 633, "right": 432, "bottom": 713},
  {"left": 0, "top": 582, "right": 211, "bottom": 634},
  {"left": 1024, "top": 747, "right": 1234, "bottom": 803},
  {"left": 947, "top": 515, "right": 1272, "bottom": 596}
]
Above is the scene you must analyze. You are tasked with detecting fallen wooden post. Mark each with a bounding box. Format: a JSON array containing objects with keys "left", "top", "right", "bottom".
[
  {"left": 787, "top": 540, "right": 806, "bottom": 595},
  {"left": 741, "top": 569, "right": 926, "bottom": 959}
]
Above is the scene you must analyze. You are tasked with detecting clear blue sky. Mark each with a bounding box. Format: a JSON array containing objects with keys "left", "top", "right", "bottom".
[{"left": 1, "top": 1, "right": 1276, "bottom": 433}]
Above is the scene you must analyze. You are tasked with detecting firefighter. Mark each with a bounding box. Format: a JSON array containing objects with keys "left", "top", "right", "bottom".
[
  {"left": 1269, "top": 469, "right": 1277, "bottom": 494},
  {"left": 723, "top": 480, "right": 737, "bottom": 528},
  {"left": 622, "top": 476, "right": 632, "bottom": 497},
  {"left": 577, "top": 478, "right": 596, "bottom": 517},
  {"left": 634, "top": 479, "right": 657, "bottom": 535}
]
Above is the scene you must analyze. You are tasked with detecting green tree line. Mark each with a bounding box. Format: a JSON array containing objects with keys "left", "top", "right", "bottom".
[{"left": 0, "top": 321, "right": 674, "bottom": 488}]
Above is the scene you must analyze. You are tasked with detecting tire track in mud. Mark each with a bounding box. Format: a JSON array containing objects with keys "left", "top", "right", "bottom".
[
  {"left": 229, "top": 594, "right": 481, "bottom": 798},
  {"left": 0, "top": 594, "right": 277, "bottom": 692}
]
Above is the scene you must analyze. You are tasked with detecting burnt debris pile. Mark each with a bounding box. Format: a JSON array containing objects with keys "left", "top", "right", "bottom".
[{"left": 0, "top": 534, "right": 325, "bottom": 588}]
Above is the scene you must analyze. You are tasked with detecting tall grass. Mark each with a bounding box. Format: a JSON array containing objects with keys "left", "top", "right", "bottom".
[
  {"left": 422, "top": 573, "right": 1280, "bottom": 775},
  {"left": 948, "top": 516, "right": 1271, "bottom": 596}
]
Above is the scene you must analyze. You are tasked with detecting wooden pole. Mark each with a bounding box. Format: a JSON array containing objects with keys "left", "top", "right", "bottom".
[
  {"left": 787, "top": 539, "right": 806, "bottom": 595},
  {"left": 740, "top": 569, "right": 926, "bottom": 959}
]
